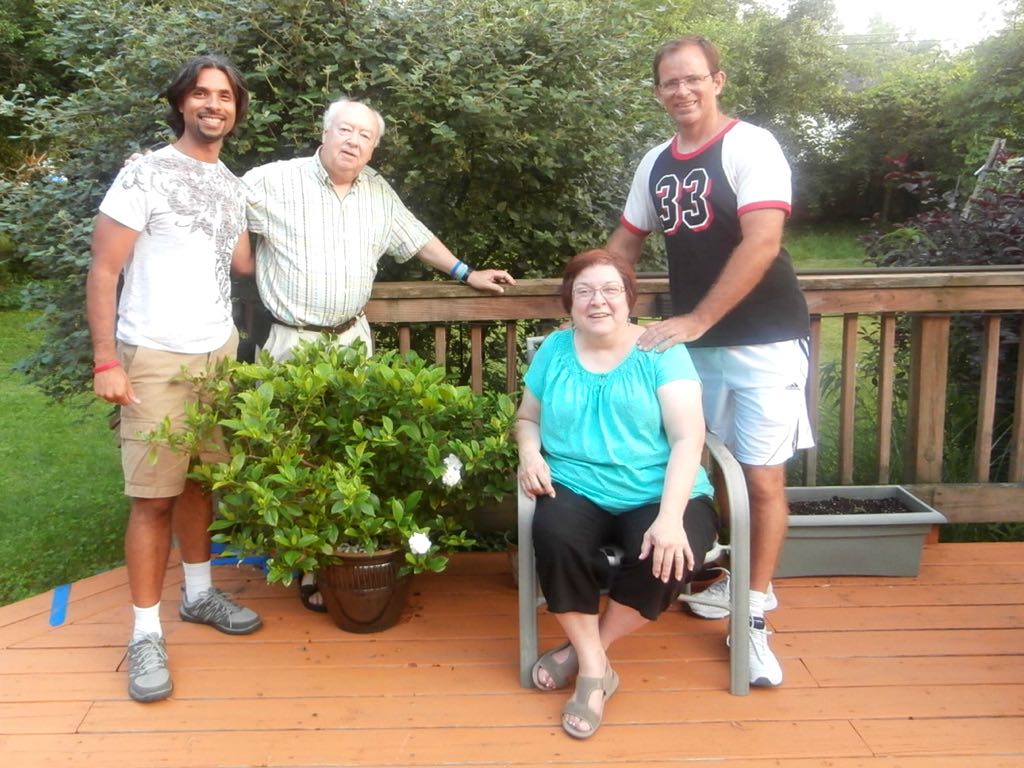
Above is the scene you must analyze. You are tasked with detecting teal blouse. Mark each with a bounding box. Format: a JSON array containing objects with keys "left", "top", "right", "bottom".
[{"left": 524, "top": 329, "right": 715, "bottom": 512}]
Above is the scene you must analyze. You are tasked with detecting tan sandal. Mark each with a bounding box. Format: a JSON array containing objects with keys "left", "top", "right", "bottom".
[
  {"left": 530, "top": 641, "right": 579, "bottom": 691},
  {"left": 561, "top": 663, "right": 619, "bottom": 739}
]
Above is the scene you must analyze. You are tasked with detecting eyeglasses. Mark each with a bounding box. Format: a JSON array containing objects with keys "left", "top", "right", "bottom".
[
  {"left": 656, "top": 73, "right": 713, "bottom": 94},
  {"left": 572, "top": 283, "right": 626, "bottom": 301}
]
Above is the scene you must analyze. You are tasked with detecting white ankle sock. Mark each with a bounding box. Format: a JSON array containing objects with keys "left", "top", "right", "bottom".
[
  {"left": 749, "top": 590, "right": 768, "bottom": 618},
  {"left": 132, "top": 603, "right": 162, "bottom": 642},
  {"left": 182, "top": 560, "right": 213, "bottom": 604}
]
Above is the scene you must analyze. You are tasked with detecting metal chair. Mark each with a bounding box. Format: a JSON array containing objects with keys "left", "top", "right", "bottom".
[{"left": 515, "top": 429, "right": 752, "bottom": 695}]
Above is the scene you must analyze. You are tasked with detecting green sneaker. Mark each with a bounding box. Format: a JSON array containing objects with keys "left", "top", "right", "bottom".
[
  {"left": 179, "top": 586, "right": 262, "bottom": 635},
  {"left": 127, "top": 633, "right": 172, "bottom": 703}
]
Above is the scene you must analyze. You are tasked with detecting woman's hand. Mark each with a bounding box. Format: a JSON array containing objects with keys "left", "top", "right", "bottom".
[
  {"left": 518, "top": 451, "right": 555, "bottom": 500},
  {"left": 639, "top": 515, "right": 693, "bottom": 583}
]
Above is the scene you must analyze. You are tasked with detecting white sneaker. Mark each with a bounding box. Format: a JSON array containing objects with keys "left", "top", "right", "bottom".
[
  {"left": 684, "top": 572, "right": 778, "bottom": 620},
  {"left": 747, "top": 615, "right": 783, "bottom": 686}
]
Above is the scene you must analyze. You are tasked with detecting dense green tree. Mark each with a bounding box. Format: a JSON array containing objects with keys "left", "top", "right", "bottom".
[
  {"left": 0, "top": 0, "right": 662, "bottom": 398},
  {"left": 946, "top": 1, "right": 1024, "bottom": 168},
  {"left": 0, "top": 0, "right": 64, "bottom": 171}
]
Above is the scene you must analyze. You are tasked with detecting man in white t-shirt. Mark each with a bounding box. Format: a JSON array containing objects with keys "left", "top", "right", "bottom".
[
  {"left": 86, "top": 55, "right": 262, "bottom": 703},
  {"left": 608, "top": 36, "right": 814, "bottom": 688}
]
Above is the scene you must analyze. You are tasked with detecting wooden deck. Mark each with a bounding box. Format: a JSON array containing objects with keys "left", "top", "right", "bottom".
[{"left": 1, "top": 544, "right": 1022, "bottom": 767}]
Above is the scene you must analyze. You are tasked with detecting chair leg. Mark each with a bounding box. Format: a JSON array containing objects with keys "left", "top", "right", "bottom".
[
  {"left": 705, "top": 431, "right": 751, "bottom": 696},
  {"left": 728, "top": 551, "right": 751, "bottom": 695}
]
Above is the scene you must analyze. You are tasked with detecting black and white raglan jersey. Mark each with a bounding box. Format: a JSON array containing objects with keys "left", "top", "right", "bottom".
[{"left": 620, "top": 119, "right": 809, "bottom": 348}]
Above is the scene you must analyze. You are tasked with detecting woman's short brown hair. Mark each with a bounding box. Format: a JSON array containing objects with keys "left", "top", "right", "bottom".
[{"left": 559, "top": 249, "right": 638, "bottom": 314}]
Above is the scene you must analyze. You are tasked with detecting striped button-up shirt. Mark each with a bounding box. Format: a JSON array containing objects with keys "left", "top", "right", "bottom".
[{"left": 244, "top": 151, "right": 433, "bottom": 327}]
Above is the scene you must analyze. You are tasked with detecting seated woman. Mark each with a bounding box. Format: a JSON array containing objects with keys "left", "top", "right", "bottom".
[{"left": 516, "top": 248, "right": 717, "bottom": 739}]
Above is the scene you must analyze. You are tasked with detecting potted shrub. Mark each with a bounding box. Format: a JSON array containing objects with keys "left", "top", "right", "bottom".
[
  {"left": 776, "top": 485, "right": 948, "bottom": 577},
  {"left": 159, "top": 337, "right": 518, "bottom": 631}
]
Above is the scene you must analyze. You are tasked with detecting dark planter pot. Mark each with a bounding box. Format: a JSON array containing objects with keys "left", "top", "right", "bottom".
[
  {"left": 777, "top": 485, "right": 947, "bottom": 578},
  {"left": 318, "top": 549, "right": 411, "bottom": 632}
]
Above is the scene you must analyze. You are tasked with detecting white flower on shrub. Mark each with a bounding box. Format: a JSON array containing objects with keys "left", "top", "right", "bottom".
[
  {"left": 409, "top": 532, "right": 432, "bottom": 555},
  {"left": 441, "top": 453, "right": 463, "bottom": 487}
]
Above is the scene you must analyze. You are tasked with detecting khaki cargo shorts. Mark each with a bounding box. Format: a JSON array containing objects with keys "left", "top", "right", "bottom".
[{"left": 116, "top": 330, "right": 237, "bottom": 499}]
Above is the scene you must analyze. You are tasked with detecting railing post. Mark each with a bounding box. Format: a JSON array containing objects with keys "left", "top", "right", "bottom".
[
  {"left": 1010, "top": 318, "right": 1024, "bottom": 482},
  {"left": 433, "top": 325, "right": 447, "bottom": 368},
  {"left": 974, "top": 315, "right": 1001, "bottom": 482},
  {"left": 803, "top": 316, "right": 822, "bottom": 486},
  {"left": 505, "top": 321, "right": 519, "bottom": 395},
  {"left": 876, "top": 314, "right": 897, "bottom": 484},
  {"left": 904, "top": 314, "right": 951, "bottom": 483},
  {"left": 839, "top": 314, "right": 859, "bottom": 484},
  {"left": 469, "top": 323, "right": 485, "bottom": 394}
]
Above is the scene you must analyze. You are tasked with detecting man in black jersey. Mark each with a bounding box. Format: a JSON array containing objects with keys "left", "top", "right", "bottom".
[{"left": 608, "top": 36, "right": 813, "bottom": 687}]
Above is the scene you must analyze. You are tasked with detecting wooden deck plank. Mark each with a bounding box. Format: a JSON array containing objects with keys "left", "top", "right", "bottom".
[
  {"left": 0, "top": 673, "right": 125, "bottom": 703},
  {"left": 0, "top": 722, "right": 873, "bottom": 767},
  {"left": 804, "top": 655, "right": 1024, "bottom": 686},
  {"left": 918, "top": 541, "right": 1023, "bottom": 561},
  {"left": 778, "top": 628, "right": 1024, "bottom": 658},
  {"left": 73, "top": 685, "right": 1024, "bottom": 733},
  {"left": 0, "top": 702, "right": 92, "bottom": 735},
  {"left": 0, "top": 646, "right": 125, "bottom": 674},
  {"left": 854, "top": 716, "right": 1024, "bottom": 757},
  {"left": 771, "top": 604, "right": 1024, "bottom": 632},
  {"left": 773, "top": 583, "right": 1024, "bottom": 608}
]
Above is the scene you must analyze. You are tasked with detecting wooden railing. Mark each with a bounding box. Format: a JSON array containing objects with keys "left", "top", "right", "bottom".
[
  {"left": 357, "top": 268, "right": 1024, "bottom": 525},
  {"left": 232, "top": 268, "right": 1024, "bottom": 524}
]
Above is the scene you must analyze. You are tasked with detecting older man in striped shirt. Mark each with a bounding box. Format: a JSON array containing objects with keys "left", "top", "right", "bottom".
[{"left": 244, "top": 98, "right": 516, "bottom": 362}]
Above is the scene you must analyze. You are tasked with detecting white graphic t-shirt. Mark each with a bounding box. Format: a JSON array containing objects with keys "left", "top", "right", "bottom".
[{"left": 99, "top": 144, "right": 246, "bottom": 353}]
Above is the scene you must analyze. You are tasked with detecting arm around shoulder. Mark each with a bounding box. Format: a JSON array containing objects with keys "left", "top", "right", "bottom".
[{"left": 231, "top": 230, "right": 255, "bottom": 276}]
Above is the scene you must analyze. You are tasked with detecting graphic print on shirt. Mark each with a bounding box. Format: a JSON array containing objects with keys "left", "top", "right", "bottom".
[
  {"left": 120, "top": 154, "right": 244, "bottom": 316},
  {"left": 655, "top": 168, "right": 714, "bottom": 235}
]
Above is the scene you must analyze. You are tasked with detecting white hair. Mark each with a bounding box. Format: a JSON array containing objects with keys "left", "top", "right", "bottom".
[{"left": 322, "top": 98, "right": 385, "bottom": 146}]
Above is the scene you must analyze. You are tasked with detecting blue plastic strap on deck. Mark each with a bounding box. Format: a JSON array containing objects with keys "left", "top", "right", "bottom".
[{"left": 49, "top": 583, "right": 71, "bottom": 626}]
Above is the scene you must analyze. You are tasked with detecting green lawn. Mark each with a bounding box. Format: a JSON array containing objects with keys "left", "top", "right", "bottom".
[
  {"left": 785, "top": 223, "right": 869, "bottom": 270},
  {"left": 0, "top": 311, "right": 127, "bottom": 606}
]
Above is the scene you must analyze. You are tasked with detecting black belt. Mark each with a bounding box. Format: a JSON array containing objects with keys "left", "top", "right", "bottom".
[{"left": 282, "top": 313, "right": 363, "bottom": 335}]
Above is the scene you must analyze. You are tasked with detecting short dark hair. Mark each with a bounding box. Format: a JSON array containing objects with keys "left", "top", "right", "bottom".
[
  {"left": 652, "top": 36, "right": 721, "bottom": 85},
  {"left": 164, "top": 55, "right": 249, "bottom": 139},
  {"left": 559, "top": 249, "right": 639, "bottom": 313}
]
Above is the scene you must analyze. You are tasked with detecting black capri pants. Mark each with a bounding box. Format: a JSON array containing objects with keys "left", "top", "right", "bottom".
[{"left": 533, "top": 482, "right": 719, "bottom": 621}]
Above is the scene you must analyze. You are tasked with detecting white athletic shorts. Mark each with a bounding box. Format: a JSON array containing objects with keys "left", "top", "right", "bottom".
[{"left": 689, "top": 339, "right": 815, "bottom": 467}]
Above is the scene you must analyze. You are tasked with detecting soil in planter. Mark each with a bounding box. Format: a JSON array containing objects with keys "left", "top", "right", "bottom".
[{"left": 789, "top": 496, "right": 912, "bottom": 515}]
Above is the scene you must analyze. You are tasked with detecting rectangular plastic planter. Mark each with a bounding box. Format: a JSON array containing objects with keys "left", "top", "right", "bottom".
[{"left": 776, "top": 485, "right": 947, "bottom": 578}]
